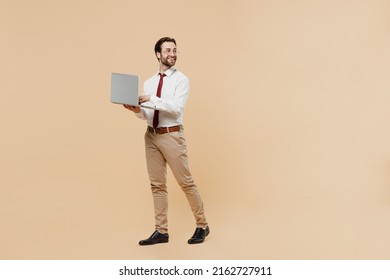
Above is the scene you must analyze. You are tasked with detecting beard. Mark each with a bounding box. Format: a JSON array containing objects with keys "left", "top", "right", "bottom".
[{"left": 160, "top": 55, "right": 176, "bottom": 68}]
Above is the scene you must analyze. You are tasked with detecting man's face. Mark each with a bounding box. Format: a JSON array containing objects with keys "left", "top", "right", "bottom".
[{"left": 157, "top": 42, "right": 177, "bottom": 67}]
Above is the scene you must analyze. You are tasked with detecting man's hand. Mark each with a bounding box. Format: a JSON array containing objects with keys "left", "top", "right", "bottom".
[
  {"left": 139, "top": 95, "right": 151, "bottom": 104},
  {"left": 123, "top": 104, "right": 141, "bottom": 113}
]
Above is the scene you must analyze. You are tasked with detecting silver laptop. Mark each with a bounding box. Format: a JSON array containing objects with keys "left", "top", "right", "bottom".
[{"left": 111, "top": 73, "right": 156, "bottom": 109}]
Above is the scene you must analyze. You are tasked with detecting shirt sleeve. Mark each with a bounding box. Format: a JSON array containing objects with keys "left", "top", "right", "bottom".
[
  {"left": 149, "top": 76, "right": 190, "bottom": 116},
  {"left": 134, "top": 109, "right": 147, "bottom": 120}
]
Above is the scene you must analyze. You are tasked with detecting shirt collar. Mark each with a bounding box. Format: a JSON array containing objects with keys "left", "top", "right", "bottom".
[{"left": 158, "top": 67, "right": 176, "bottom": 77}]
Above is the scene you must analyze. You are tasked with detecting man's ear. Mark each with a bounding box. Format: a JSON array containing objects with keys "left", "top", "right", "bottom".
[{"left": 156, "top": 52, "right": 161, "bottom": 61}]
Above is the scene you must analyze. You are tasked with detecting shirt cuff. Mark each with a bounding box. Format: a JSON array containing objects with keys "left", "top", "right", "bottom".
[{"left": 134, "top": 110, "right": 146, "bottom": 119}]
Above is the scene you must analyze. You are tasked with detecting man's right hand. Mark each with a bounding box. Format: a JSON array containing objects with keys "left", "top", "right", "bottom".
[{"left": 123, "top": 104, "right": 141, "bottom": 113}]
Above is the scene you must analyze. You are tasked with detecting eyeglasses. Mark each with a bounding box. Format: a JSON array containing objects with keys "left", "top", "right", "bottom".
[{"left": 161, "top": 49, "right": 179, "bottom": 55}]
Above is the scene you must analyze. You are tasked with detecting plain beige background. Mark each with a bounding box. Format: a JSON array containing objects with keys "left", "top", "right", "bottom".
[{"left": 1, "top": 0, "right": 390, "bottom": 259}]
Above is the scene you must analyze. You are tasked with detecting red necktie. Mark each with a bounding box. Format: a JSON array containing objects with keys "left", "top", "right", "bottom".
[{"left": 152, "top": 73, "right": 166, "bottom": 128}]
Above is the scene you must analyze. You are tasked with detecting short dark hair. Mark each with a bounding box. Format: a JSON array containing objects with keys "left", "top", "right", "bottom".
[{"left": 154, "top": 37, "right": 177, "bottom": 54}]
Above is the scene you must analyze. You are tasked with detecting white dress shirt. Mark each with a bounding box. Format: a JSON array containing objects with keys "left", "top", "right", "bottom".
[{"left": 135, "top": 67, "right": 190, "bottom": 128}]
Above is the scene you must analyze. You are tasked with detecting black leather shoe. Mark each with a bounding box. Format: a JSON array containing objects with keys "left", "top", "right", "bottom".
[
  {"left": 139, "top": 230, "right": 169, "bottom": 246},
  {"left": 188, "top": 226, "right": 210, "bottom": 244}
]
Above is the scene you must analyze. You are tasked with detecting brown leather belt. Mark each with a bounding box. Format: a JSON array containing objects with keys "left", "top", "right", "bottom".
[{"left": 147, "top": 125, "right": 182, "bottom": 134}]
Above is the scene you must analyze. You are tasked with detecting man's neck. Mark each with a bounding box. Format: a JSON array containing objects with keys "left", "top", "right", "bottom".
[{"left": 159, "top": 64, "right": 172, "bottom": 74}]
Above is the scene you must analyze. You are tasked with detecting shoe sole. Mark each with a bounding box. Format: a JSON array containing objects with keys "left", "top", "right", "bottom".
[{"left": 139, "top": 240, "right": 169, "bottom": 246}]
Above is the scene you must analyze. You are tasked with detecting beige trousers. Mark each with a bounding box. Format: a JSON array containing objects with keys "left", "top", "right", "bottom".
[{"left": 144, "top": 128, "right": 207, "bottom": 234}]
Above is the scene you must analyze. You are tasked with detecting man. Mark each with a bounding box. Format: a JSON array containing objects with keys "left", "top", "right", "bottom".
[{"left": 123, "top": 37, "right": 209, "bottom": 245}]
